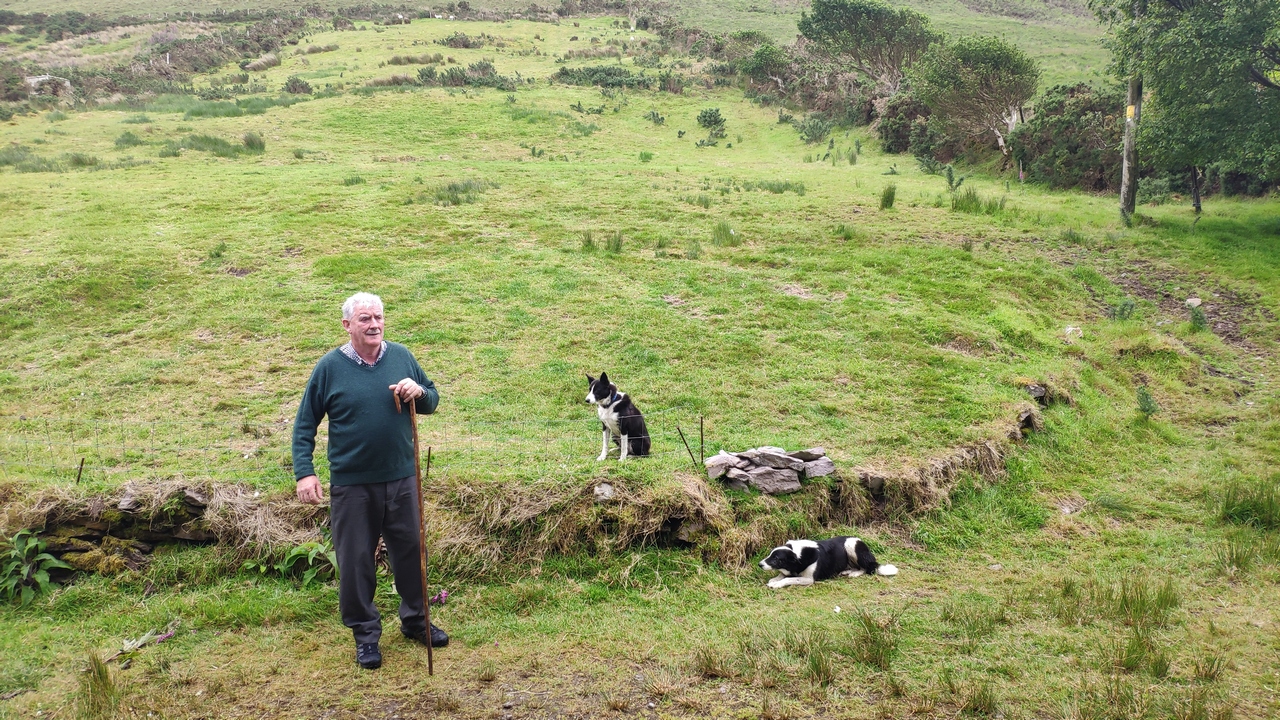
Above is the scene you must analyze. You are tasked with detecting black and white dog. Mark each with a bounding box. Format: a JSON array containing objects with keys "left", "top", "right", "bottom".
[
  {"left": 585, "top": 372, "right": 650, "bottom": 462},
  {"left": 759, "top": 537, "right": 898, "bottom": 588}
]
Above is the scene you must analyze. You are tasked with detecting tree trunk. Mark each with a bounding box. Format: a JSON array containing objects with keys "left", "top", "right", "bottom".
[
  {"left": 1120, "top": 75, "right": 1143, "bottom": 218},
  {"left": 1190, "top": 166, "right": 1202, "bottom": 214}
]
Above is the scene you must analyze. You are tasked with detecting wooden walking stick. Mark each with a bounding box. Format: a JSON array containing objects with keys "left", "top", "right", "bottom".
[{"left": 397, "top": 393, "right": 434, "bottom": 675}]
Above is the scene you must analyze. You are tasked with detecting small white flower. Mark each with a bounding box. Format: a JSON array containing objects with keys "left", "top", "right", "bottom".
[{"left": 834, "top": 605, "right": 841, "bottom": 614}]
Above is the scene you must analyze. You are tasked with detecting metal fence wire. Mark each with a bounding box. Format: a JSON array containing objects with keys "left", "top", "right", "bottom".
[{"left": 0, "top": 407, "right": 705, "bottom": 485}]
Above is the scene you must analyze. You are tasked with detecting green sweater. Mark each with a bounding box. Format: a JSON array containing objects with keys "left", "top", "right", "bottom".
[{"left": 292, "top": 342, "right": 439, "bottom": 485}]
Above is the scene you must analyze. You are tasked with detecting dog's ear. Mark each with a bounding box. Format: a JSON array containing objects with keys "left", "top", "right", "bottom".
[
  {"left": 599, "top": 371, "right": 609, "bottom": 384},
  {"left": 586, "top": 374, "right": 595, "bottom": 385}
]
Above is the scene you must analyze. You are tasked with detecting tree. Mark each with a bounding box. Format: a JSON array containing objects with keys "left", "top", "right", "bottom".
[
  {"left": 797, "top": 0, "right": 941, "bottom": 96},
  {"left": 910, "top": 36, "right": 1040, "bottom": 152},
  {"left": 1092, "top": 0, "right": 1280, "bottom": 200},
  {"left": 739, "top": 42, "right": 791, "bottom": 91}
]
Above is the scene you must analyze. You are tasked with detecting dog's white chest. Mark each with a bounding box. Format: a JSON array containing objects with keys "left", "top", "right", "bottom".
[{"left": 597, "top": 405, "right": 621, "bottom": 435}]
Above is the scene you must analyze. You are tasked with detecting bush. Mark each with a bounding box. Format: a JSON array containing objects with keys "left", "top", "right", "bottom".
[
  {"left": 242, "top": 132, "right": 266, "bottom": 153},
  {"left": 389, "top": 52, "right": 444, "bottom": 65},
  {"left": 366, "top": 74, "right": 417, "bottom": 88},
  {"left": 244, "top": 54, "right": 280, "bottom": 72},
  {"left": 793, "top": 114, "right": 832, "bottom": 144},
  {"left": 553, "top": 65, "right": 651, "bottom": 89},
  {"left": 114, "top": 131, "right": 145, "bottom": 149},
  {"left": 1008, "top": 84, "right": 1124, "bottom": 192},
  {"left": 438, "top": 32, "right": 484, "bottom": 49},
  {"left": 64, "top": 153, "right": 99, "bottom": 168},
  {"left": 644, "top": 109, "right": 665, "bottom": 125},
  {"left": 1137, "top": 386, "right": 1159, "bottom": 418},
  {"left": 284, "top": 76, "right": 313, "bottom": 94},
  {"left": 877, "top": 93, "right": 930, "bottom": 153},
  {"left": 879, "top": 184, "right": 896, "bottom": 210}
]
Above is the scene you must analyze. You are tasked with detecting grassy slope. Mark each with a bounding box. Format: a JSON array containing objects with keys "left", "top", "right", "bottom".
[
  {"left": 0, "top": 0, "right": 1107, "bottom": 88},
  {"left": 0, "top": 13, "right": 1278, "bottom": 720}
]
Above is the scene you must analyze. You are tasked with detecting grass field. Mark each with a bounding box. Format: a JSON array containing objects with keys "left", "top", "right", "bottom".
[{"left": 1, "top": 10, "right": 1279, "bottom": 720}]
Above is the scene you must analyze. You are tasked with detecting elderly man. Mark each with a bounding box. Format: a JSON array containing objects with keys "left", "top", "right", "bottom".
[{"left": 293, "top": 292, "right": 446, "bottom": 670}]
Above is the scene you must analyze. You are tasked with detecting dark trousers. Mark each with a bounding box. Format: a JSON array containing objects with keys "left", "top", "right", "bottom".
[{"left": 329, "top": 476, "right": 427, "bottom": 644}]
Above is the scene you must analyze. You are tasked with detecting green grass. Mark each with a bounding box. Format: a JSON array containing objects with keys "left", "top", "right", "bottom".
[{"left": 0, "top": 11, "right": 1278, "bottom": 720}]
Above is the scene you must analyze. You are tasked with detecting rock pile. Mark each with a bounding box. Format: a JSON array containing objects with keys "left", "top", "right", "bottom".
[{"left": 704, "top": 446, "right": 836, "bottom": 494}]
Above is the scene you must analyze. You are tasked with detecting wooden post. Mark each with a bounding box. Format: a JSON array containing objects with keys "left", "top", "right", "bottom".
[{"left": 1120, "top": 75, "right": 1143, "bottom": 221}]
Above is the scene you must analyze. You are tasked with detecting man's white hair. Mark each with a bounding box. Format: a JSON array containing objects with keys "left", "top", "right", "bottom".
[{"left": 341, "top": 292, "right": 384, "bottom": 320}]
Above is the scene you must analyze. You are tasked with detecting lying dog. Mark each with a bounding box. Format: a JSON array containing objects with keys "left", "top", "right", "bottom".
[
  {"left": 585, "top": 372, "right": 650, "bottom": 462},
  {"left": 759, "top": 537, "right": 898, "bottom": 588}
]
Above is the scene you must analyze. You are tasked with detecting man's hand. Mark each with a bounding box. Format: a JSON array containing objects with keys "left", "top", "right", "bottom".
[
  {"left": 296, "top": 475, "right": 324, "bottom": 505},
  {"left": 389, "top": 378, "right": 425, "bottom": 403}
]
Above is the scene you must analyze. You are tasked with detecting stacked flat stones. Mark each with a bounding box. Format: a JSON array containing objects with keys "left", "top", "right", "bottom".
[{"left": 704, "top": 446, "right": 835, "bottom": 494}]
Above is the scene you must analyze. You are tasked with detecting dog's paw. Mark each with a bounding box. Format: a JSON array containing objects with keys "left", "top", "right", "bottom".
[
  {"left": 596, "top": 454, "right": 608, "bottom": 462},
  {"left": 766, "top": 578, "right": 785, "bottom": 588}
]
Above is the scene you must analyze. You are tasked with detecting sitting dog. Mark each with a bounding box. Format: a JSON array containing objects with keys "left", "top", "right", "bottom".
[
  {"left": 585, "top": 372, "right": 650, "bottom": 462},
  {"left": 759, "top": 537, "right": 898, "bottom": 588}
]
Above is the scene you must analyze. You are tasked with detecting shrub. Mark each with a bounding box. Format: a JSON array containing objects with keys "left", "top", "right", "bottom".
[
  {"left": 1108, "top": 298, "right": 1136, "bottom": 320},
  {"left": 877, "top": 93, "right": 930, "bottom": 153},
  {"left": 115, "top": 131, "right": 145, "bottom": 149},
  {"left": 1137, "top": 386, "right": 1159, "bottom": 418},
  {"left": 2, "top": 530, "right": 72, "bottom": 606},
  {"left": 644, "top": 109, "right": 665, "bottom": 125},
  {"left": 569, "top": 121, "right": 598, "bottom": 137},
  {"left": 793, "top": 114, "right": 831, "bottom": 144},
  {"left": 1008, "top": 84, "right": 1124, "bottom": 192},
  {"left": 697, "top": 108, "right": 726, "bottom": 139},
  {"left": 1190, "top": 305, "right": 1209, "bottom": 332},
  {"left": 879, "top": 184, "right": 897, "bottom": 210},
  {"left": 305, "top": 44, "right": 340, "bottom": 54},
  {"left": 244, "top": 54, "right": 280, "bottom": 72},
  {"left": 389, "top": 52, "right": 443, "bottom": 65},
  {"left": 777, "top": 109, "right": 794, "bottom": 124},
  {"left": 711, "top": 221, "right": 739, "bottom": 246},
  {"left": 284, "top": 76, "right": 313, "bottom": 94},
  {"left": 242, "top": 132, "right": 266, "bottom": 153},
  {"left": 64, "top": 153, "right": 99, "bottom": 168},
  {"left": 553, "top": 65, "right": 651, "bottom": 89},
  {"left": 438, "top": 32, "right": 484, "bottom": 49},
  {"left": 366, "top": 74, "right": 417, "bottom": 88}
]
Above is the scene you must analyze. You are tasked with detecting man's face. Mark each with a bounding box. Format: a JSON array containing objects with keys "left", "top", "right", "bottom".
[{"left": 342, "top": 304, "right": 384, "bottom": 351}]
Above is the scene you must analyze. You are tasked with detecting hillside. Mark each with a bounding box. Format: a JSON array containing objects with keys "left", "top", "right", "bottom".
[{"left": 0, "top": 0, "right": 1108, "bottom": 87}]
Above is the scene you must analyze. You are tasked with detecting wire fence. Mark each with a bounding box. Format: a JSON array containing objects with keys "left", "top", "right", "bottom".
[{"left": 0, "top": 407, "right": 711, "bottom": 485}]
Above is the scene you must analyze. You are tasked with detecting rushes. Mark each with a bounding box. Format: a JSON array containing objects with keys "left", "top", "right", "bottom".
[
  {"left": 711, "top": 221, "right": 739, "bottom": 247},
  {"left": 1219, "top": 479, "right": 1280, "bottom": 530},
  {"left": 1051, "top": 576, "right": 1180, "bottom": 628},
  {"left": 848, "top": 607, "right": 900, "bottom": 670},
  {"left": 952, "top": 187, "right": 1008, "bottom": 215},
  {"left": 76, "top": 652, "right": 121, "bottom": 720},
  {"left": 879, "top": 184, "right": 896, "bottom": 210}
]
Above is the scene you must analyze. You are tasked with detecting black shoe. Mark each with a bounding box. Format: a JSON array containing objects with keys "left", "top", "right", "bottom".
[
  {"left": 356, "top": 642, "right": 382, "bottom": 669},
  {"left": 402, "top": 624, "right": 449, "bottom": 648}
]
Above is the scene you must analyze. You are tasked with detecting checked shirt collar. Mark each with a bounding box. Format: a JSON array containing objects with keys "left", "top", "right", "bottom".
[{"left": 340, "top": 341, "right": 387, "bottom": 367}]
